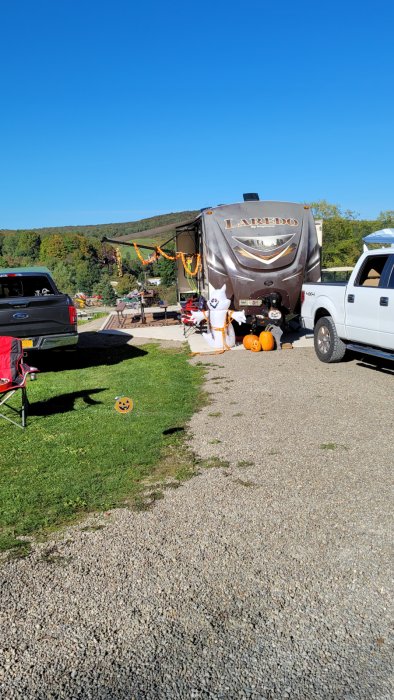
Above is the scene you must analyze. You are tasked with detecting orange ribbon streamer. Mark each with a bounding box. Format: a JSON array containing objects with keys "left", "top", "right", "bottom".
[{"left": 132, "top": 242, "right": 201, "bottom": 277}]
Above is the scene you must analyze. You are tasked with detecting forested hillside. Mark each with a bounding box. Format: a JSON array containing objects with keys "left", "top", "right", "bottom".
[
  {"left": 0, "top": 211, "right": 197, "bottom": 299},
  {"left": 0, "top": 204, "right": 392, "bottom": 298},
  {"left": 0, "top": 211, "right": 199, "bottom": 240}
]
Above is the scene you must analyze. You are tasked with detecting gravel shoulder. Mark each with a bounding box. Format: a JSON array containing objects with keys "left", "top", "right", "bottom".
[{"left": 0, "top": 345, "right": 393, "bottom": 699}]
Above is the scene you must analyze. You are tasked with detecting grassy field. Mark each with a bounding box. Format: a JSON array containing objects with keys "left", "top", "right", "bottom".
[
  {"left": 77, "top": 312, "right": 107, "bottom": 326},
  {"left": 123, "top": 236, "right": 163, "bottom": 260},
  {"left": 0, "top": 337, "right": 203, "bottom": 553}
]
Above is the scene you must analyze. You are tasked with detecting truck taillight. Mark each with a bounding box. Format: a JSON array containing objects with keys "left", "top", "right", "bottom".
[
  {"left": 68, "top": 305, "right": 77, "bottom": 324},
  {"left": 300, "top": 291, "right": 305, "bottom": 305}
]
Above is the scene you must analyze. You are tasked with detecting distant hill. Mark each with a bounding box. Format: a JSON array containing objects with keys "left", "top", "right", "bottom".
[{"left": 0, "top": 211, "right": 199, "bottom": 243}]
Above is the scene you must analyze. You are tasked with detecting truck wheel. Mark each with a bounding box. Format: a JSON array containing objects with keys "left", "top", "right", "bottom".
[{"left": 314, "top": 316, "right": 346, "bottom": 363}]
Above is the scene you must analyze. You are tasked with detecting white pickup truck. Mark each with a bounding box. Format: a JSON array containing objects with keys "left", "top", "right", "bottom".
[{"left": 301, "top": 242, "right": 394, "bottom": 363}]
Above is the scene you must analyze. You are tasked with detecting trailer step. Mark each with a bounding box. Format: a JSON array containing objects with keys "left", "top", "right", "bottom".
[{"left": 347, "top": 343, "right": 394, "bottom": 361}]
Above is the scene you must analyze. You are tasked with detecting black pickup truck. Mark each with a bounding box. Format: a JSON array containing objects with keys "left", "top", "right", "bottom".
[{"left": 0, "top": 267, "right": 78, "bottom": 350}]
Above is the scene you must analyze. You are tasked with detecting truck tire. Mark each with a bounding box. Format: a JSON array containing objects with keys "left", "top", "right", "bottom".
[{"left": 314, "top": 316, "right": 347, "bottom": 363}]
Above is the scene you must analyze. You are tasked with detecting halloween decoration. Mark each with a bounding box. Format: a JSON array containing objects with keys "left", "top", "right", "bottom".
[
  {"left": 259, "top": 330, "right": 275, "bottom": 351},
  {"left": 114, "top": 396, "right": 134, "bottom": 414},
  {"left": 243, "top": 334, "right": 259, "bottom": 350},
  {"left": 250, "top": 338, "right": 262, "bottom": 352},
  {"left": 190, "top": 285, "right": 246, "bottom": 351}
]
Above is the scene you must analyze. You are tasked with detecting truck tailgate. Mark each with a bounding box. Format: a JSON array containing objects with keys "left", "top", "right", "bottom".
[
  {"left": 0, "top": 295, "right": 74, "bottom": 337},
  {"left": 301, "top": 282, "right": 347, "bottom": 329}
]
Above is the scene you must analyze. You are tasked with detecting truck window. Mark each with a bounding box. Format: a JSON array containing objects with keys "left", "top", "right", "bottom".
[
  {"left": 356, "top": 255, "right": 389, "bottom": 287},
  {"left": 0, "top": 275, "right": 56, "bottom": 299}
]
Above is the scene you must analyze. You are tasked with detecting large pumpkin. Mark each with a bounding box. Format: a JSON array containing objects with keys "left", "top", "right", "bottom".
[
  {"left": 243, "top": 334, "right": 259, "bottom": 350},
  {"left": 250, "top": 338, "right": 262, "bottom": 352},
  {"left": 259, "top": 330, "right": 275, "bottom": 351}
]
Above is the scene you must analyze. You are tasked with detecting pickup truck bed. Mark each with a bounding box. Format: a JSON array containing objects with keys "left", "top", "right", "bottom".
[{"left": 0, "top": 268, "right": 78, "bottom": 350}]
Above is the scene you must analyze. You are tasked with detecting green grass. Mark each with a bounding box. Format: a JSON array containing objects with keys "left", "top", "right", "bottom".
[
  {"left": 77, "top": 312, "right": 107, "bottom": 327},
  {"left": 319, "top": 442, "right": 338, "bottom": 450},
  {"left": 0, "top": 341, "right": 203, "bottom": 552}
]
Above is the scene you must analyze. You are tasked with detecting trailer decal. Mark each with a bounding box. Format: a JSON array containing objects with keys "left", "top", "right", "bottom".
[{"left": 225, "top": 217, "right": 299, "bottom": 229}]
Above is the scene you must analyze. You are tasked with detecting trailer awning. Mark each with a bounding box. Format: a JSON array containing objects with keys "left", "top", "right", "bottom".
[
  {"left": 175, "top": 215, "right": 201, "bottom": 233},
  {"left": 114, "top": 219, "right": 197, "bottom": 243}
]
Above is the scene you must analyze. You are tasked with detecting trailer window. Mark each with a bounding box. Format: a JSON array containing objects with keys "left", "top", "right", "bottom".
[
  {"left": 0, "top": 276, "right": 56, "bottom": 298},
  {"left": 233, "top": 234, "right": 294, "bottom": 252},
  {"left": 356, "top": 255, "right": 389, "bottom": 287}
]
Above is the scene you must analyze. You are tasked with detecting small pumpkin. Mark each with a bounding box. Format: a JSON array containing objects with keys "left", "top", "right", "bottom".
[
  {"left": 259, "top": 330, "right": 275, "bottom": 351},
  {"left": 250, "top": 338, "right": 262, "bottom": 352},
  {"left": 243, "top": 334, "right": 259, "bottom": 350}
]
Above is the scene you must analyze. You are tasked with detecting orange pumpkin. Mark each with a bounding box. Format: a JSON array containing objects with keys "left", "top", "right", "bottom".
[
  {"left": 259, "top": 330, "right": 275, "bottom": 351},
  {"left": 243, "top": 334, "right": 259, "bottom": 350},
  {"left": 250, "top": 338, "right": 262, "bottom": 352}
]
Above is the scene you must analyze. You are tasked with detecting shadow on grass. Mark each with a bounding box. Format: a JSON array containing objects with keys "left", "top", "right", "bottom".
[
  {"left": 29, "top": 388, "right": 107, "bottom": 416},
  {"left": 162, "top": 426, "right": 185, "bottom": 435},
  {"left": 27, "top": 332, "right": 148, "bottom": 373}
]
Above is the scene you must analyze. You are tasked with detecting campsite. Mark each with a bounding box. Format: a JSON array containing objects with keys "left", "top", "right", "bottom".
[
  {"left": 0, "top": 203, "right": 393, "bottom": 698},
  {"left": 1, "top": 2, "right": 393, "bottom": 696},
  {"left": 0, "top": 323, "right": 392, "bottom": 698}
]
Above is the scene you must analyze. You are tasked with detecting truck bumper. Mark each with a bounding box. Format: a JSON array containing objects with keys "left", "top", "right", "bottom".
[{"left": 33, "top": 333, "right": 79, "bottom": 350}]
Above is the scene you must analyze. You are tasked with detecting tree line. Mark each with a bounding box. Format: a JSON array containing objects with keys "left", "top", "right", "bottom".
[
  {"left": 1, "top": 204, "right": 392, "bottom": 299},
  {"left": 309, "top": 202, "right": 394, "bottom": 267},
  {"left": 0, "top": 230, "right": 177, "bottom": 302}
]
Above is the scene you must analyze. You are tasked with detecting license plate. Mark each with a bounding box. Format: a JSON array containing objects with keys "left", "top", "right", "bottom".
[
  {"left": 22, "top": 339, "right": 33, "bottom": 348},
  {"left": 240, "top": 299, "right": 262, "bottom": 307}
]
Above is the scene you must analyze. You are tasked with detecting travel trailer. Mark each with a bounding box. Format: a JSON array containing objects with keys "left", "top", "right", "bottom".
[
  {"left": 103, "top": 194, "right": 322, "bottom": 325},
  {"left": 176, "top": 194, "right": 321, "bottom": 323}
]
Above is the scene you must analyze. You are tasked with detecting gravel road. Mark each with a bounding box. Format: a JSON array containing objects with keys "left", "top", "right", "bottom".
[{"left": 1, "top": 345, "right": 393, "bottom": 699}]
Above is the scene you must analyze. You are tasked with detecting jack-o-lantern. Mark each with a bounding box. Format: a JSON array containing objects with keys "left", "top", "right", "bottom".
[
  {"left": 243, "top": 334, "right": 259, "bottom": 350},
  {"left": 250, "top": 338, "right": 262, "bottom": 352},
  {"left": 114, "top": 396, "right": 134, "bottom": 414},
  {"left": 259, "top": 331, "right": 275, "bottom": 351}
]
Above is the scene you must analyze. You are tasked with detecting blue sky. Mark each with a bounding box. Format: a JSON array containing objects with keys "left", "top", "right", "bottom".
[{"left": 1, "top": 0, "right": 393, "bottom": 229}]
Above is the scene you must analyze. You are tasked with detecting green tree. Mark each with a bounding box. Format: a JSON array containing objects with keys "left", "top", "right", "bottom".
[
  {"left": 75, "top": 260, "right": 100, "bottom": 295},
  {"left": 94, "top": 280, "right": 117, "bottom": 305},
  {"left": 308, "top": 200, "right": 359, "bottom": 220},
  {"left": 115, "top": 273, "right": 138, "bottom": 296},
  {"left": 15, "top": 232, "right": 41, "bottom": 261},
  {"left": 1, "top": 235, "right": 19, "bottom": 260},
  {"left": 51, "top": 262, "right": 76, "bottom": 295},
  {"left": 377, "top": 210, "right": 394, "bottom": 225},
  {"left": 153, "top": 255, "right": 176, "bottom": 286},
  {"left": 40, "top": 235, "right": 68, "bottom": 265}
]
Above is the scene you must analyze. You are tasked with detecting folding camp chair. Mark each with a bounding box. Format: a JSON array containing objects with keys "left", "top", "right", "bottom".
[
  {"left": 0, "top": 336, "right": 38, "bottom": 429},
  {"left": 180, "top": 297, "right": 207, "bottom": 338}
]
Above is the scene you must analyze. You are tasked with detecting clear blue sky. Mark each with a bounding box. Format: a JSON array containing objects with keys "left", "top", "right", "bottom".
[{"left": 1, "top": 0, "right": 393, "bottom": 229}]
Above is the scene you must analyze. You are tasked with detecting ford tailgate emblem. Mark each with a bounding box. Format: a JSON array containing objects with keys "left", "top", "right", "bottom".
[{"left": 13, "top": 312, "right": 29, "bottom": 320}]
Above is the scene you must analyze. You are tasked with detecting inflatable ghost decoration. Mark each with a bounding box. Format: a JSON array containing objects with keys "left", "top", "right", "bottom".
[{"left": 190, "top": 285, "right": 246, "bottom": 350}]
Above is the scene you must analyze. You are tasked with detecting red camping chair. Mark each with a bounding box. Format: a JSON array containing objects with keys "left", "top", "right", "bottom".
[
  {"left": 0, "top": 337, "right": 38, "bottom": 429},
  {"left": 180, "top": 298, "right": 206, "bottom": 338}
]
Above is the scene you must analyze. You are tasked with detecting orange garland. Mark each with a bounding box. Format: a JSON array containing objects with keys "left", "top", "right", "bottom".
[
  {"left": 156, "top": 245, "right": 176, "bottom": 261},
  {"left": 179, "top": 252, "right": 201, "bottom": 277},
  {"left": 133, "top": 242, "right": 201, "bottom": 277},
  {"left": 132, "top": 242, "right": 158, "bottom": 265}
]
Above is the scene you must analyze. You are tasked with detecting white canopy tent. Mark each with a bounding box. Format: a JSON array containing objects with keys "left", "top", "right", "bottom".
[{"left": 363, "top": 228, "right": 394, "bottom": 250}]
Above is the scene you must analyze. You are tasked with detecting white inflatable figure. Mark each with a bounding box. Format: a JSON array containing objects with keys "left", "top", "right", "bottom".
[{"left": 190, "top": 285, "right": 246, "bottom": 350}]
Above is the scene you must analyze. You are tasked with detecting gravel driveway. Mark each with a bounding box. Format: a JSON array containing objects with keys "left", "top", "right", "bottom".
[{"left": 1, "top": 346, "right": 393, "bottom": 699}]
